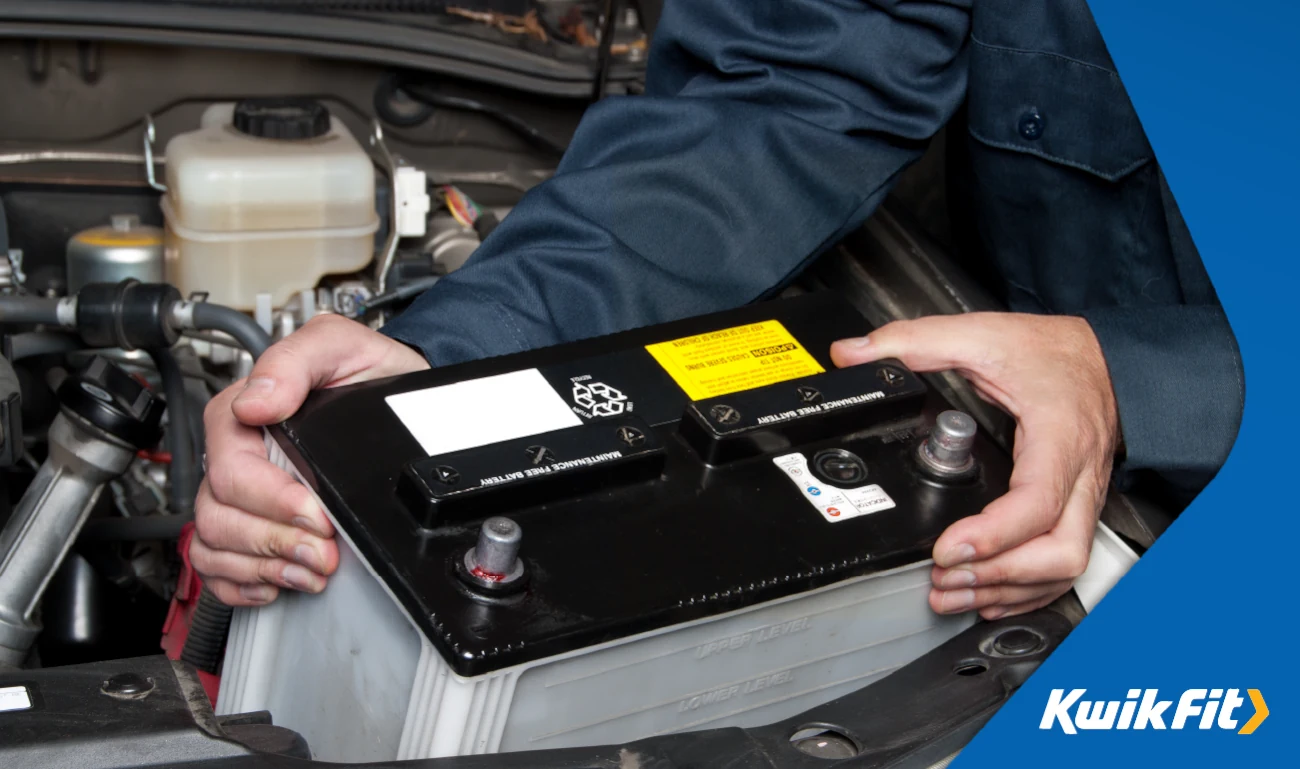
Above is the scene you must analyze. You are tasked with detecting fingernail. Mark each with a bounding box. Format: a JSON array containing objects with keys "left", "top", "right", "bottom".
[
  {"left": 941, "top": 568, "right": 977, "bottom": 588},
  {"left": 239, "top": 584, "right": 275, "bottom": 603},
  {"left": 842, "top": 336, "right": 870, "bottom": 348},
  {"left": 292, "top": 512, "right": 330, "bottom": 539},
  {"left": 942, "top": 543, "right": 977, "bottom": 567},
  {"left": 235, "top": 377, "right": 276, "bottom": 403},
  {"left": 940, "top": 588, "right": 975, "bottom": 613},
  {"left": 282, "top": 564, "right": 323, "bottom": 592},
  {"left": 292, "top": 544, "right": 324, "bottom": 573},
  {"left": 984, "top": 607, "right": 1008, "bottom": 620}
]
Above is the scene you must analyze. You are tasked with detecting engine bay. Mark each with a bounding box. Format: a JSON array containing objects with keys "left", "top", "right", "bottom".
[
  {"left": 0, "top": 25, "right": 604, "bottom": 670},
  {"left": 0, "top": 9, "right": 1128, "bottom": 764}
]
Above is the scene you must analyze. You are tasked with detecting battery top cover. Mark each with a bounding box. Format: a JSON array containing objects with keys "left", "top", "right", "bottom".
[{"left": 271, "top": 293, "right": 1011, "bottom": 676}]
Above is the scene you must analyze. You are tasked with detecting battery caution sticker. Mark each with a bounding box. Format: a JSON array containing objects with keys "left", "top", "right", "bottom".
[
  {"left": 645, "top": 320, "right": 825, "bottom": 401},
  {"left": 772, "top": 453, "right": 896, "bottom": 523}
]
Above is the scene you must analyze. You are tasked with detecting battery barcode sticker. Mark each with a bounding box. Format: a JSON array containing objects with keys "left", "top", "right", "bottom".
[
  {"left": 645, "top": 320, "right": 825, "bottom": 401},
  {"left": 0, "top": 685, "right": 31, "bottom": 712},
  {"left": 772, "top": 453, "right": 895, "bottom": 522}
]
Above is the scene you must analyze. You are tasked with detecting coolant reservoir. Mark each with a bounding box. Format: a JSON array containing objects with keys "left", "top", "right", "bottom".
[{"left": 162, "top": 99, "right": 378, "bottom": 310}]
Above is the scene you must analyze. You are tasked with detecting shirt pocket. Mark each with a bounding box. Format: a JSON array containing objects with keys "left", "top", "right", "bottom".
[
  {"left": 966, "top": 39, "right": 1153, "bottom": 181},
  {"left": 962, "top": 39, "right": 1176, "bottom": 314}
]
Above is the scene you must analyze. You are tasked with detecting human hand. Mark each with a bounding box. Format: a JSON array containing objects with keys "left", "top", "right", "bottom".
[
  {"left": 831, "top": 312, "right": 1120, "bottom": 619},
  {"left": 191, "top": 315, "right": 430, "bottom": 606}
]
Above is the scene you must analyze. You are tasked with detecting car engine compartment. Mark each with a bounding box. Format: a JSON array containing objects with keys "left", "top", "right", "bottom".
[
  {"left": 0, "top": 7, "right": 1146, "bottom": 764},
  {"left": 0, "top": 26, "right": 599, "bottom": 668}
]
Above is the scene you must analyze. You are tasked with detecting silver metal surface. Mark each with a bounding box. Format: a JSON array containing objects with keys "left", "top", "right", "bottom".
[
  {"left": 928, "top": 410, "right": 976, "bottom": 463},
  {"left": 169, "top": 299, "right": 197, "bottom": 330},
  {"left": 0, "top": 249, "right": 25, "bottom": 291},
  {"left": 370, "top": 120, "right": 400, "bottom": 295},
  {"left": 66, "top": 214, "right": 165, "bottom": 293},
  {"left": 0, "top": 150, "right": 157, "bottom": 166},
  {"left": 56, "top": 297, "right": 78, "bottom": 328},
  {"left": 0, "top": 412, "right": 137, "bottom": 665},
  {"left": 143, "top": 115, "right": 167, "bottom": 192},
  {"left": 917, "top": 410, "right": 977, "bottom": 477},
  {"left": 466, "top": 516, "right": 524, "bottom": 584},
  {"left": 422, "top": 213, "right": 480, "bottom": 274}
]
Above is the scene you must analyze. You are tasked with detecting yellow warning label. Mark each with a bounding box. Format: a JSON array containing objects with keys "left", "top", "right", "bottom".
[{"left": 646, "top": 320, "right": 825, "bottom": 401}]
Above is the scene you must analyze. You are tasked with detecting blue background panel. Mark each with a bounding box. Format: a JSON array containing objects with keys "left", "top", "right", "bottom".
[{"left": 960, "top": 1, "right": 1298, "bottom": 765}]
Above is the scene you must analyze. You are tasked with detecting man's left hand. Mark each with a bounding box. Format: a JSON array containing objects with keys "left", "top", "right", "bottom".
[{"left": 831, "top": 312, "right": 1121, "bottom": 620}]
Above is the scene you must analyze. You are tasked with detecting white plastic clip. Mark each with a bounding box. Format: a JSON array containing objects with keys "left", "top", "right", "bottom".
[{"left": 393, "top": 166, "right": 431, "bottom": 238}]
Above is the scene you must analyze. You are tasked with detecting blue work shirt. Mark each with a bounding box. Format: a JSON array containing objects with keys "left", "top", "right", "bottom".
[{"left": 383, "top": 0, "right": 1244, "bottom": 503}]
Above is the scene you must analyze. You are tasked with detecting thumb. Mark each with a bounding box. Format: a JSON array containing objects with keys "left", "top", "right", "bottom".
[
  {"left": 830, "top": 314, "right": 998, "bottom": 373},
  {"left": 231, "top": 315, "right": 408, "bottom": 425}
]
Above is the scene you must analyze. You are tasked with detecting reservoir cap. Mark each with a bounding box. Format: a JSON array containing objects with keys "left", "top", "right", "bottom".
[
  {"left": 233, "top": 97, "right": 331, "bottom": 140},
  {"left": 58, "top": 356, "right": 165, "bottom": 449}
]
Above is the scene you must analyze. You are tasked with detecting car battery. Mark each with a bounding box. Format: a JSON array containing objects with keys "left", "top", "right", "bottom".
[{"left": 216, "top": 293, "right": 1012, "bottom": 762}]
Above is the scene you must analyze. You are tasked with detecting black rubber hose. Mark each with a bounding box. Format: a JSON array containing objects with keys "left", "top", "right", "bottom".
[
  {"left": 148, "top": 347, "right": 197, "bottom": 518},
  {"left": 180, "top": 587, "right": 235, "bottom": 675},
  {"left": 0, "top": 296, "right": 63, "bottom": 325},
  {"left": 79, "top": 513, "right": 190, "bottom": 542},
  {"left": 190, "top": 302, "right": 272, "bottom": 360},
  {"left": 592, "top": 0, "right": 621, "bottom": 102},
  {"left": 400, "top": 81, "right": 567, "bottom": 156},
  {"left": 362, "top": 275, "right": 440, "bottom": 312},
  {"left": 7, "top": 332, "right": 83, "bottom": 360}
]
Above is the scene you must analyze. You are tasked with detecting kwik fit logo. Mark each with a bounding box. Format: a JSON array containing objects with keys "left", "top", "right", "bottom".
[{"left": 1040, "top": 688, "right": 1268, "bottom": 734}]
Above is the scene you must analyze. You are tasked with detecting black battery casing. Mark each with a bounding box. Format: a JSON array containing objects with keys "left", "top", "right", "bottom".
[{"left": 270, "top": 293, "right": 1011, "bottom": 676}]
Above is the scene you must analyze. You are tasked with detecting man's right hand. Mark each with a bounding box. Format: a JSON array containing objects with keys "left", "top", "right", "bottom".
[{"left": 191, "top": 314, "right": 430, "bottom": 607}]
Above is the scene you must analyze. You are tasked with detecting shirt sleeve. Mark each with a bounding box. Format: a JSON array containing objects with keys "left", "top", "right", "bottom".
[
  {"left": 381, "top": 0, "right": 973, "bottom": 365},
  {"left": 1083, "top": 304, "right": 1243, "bottom": 482},
  {"left": 1081, "top": 172, "right": 1244, "bottom": 490}
]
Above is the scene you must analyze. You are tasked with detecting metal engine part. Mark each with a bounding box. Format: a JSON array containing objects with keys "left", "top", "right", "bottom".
[
  {"left": 422, "top": 212, "right": 482, "bottom": 274},
  {"left": 66, "top": 214, "right": 165, "bottom": 294},
  {"left": 0, "top": 356, "right": 164, "bottom": 666}
]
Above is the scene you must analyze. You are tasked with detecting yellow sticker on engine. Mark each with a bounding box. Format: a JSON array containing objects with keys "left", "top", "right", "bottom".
[{"left": 645, "top": 320, "right": 825, "bottom": 401}]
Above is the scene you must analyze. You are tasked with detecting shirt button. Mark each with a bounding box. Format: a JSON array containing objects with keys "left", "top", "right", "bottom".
[{"left": 1018, "top": 110, "right": 1045, "bottom": 140}]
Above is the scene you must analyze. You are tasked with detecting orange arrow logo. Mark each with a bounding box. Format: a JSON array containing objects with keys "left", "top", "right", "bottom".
[{"left": 1238, "top": 689, "right": 1268, "bottom": 734}]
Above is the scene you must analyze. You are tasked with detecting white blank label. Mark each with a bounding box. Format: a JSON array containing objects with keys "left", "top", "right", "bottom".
[
  {"left": 385, "top": 369, "right": 582, "bottom": 456},
  {"left": 0, "top": 685, "right": 31, "bottom": 712}
]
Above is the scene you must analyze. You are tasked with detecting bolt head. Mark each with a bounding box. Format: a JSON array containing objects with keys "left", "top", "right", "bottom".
[
  {"left": 101, "top": 673, "right": 154, "bottom": 700},
  {"left": 617, "top": 426, "right": 645, "bottom": 446},
  {"left": 526, "top": 445, "right": 556, "bottom": 465},
  {"left": 992, "top": 628, "right": 1044, "bottom": 656},
  {"left": 710, "top": 404, "right": 741, "bottom": 425},
  {"left": 877, "top": 367, "right": 905, "bottom": 387},
  {"left": 797, "top": 386, "right": 823, "bottom": 404}
]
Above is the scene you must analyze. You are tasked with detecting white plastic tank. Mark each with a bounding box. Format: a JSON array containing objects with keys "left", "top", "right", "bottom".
[{"left": 162, "top": 99, "right": 378, "bottom": 310}]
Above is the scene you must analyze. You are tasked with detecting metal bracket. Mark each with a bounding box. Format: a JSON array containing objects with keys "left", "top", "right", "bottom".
[
  {"left": 369, "top": 120, "right": 400, "bottom": 297},
  {"left": 143, "top": 116, "right": 167, "bottom": 193}
]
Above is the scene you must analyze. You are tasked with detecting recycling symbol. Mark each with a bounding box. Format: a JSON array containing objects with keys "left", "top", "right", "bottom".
[{"left": 572, "top": 380, "right": 628, "bottom": 417}]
